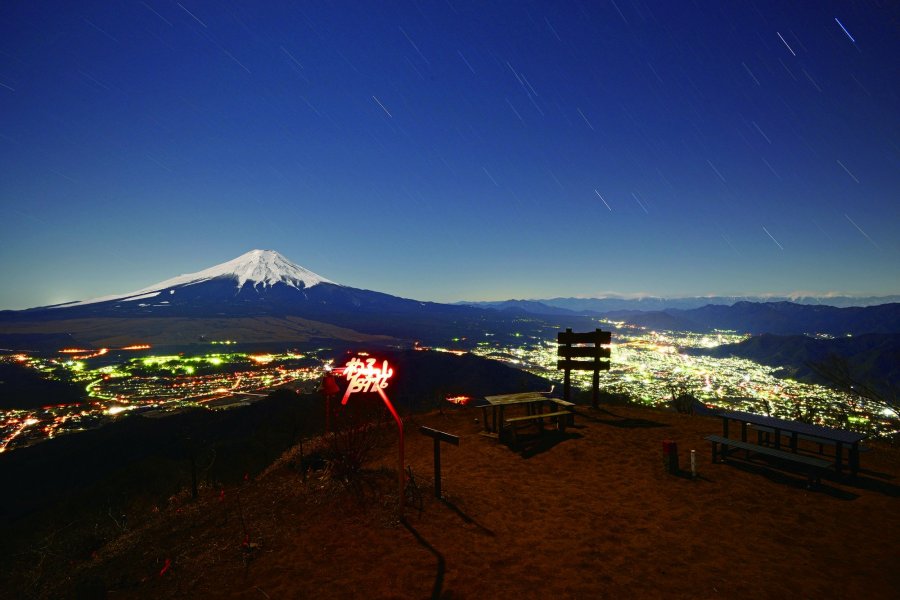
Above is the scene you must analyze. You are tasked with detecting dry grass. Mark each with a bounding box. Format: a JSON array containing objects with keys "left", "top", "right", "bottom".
[{"left": 38, "top": 404, "right": 900, "bottom": 598}]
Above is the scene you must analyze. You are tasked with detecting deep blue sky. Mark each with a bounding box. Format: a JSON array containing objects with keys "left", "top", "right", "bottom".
[{"left": 1, "top": 1, "right": 898, "bottom": 309}]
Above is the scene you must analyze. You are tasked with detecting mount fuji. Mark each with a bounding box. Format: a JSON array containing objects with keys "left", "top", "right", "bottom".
[
  {"left": 56, "top": 249, "right": 336, "bottom": 309},
  {"left": 38, "top": 249, "right": 344, "bottom": 317},
  {"left": 0, "top": 250, "right": 546, "bottom": 348}
]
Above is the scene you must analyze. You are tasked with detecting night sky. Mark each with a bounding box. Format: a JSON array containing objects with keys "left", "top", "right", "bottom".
[{"left": 1, "top": 1, "right": 898, "bottom": 309}]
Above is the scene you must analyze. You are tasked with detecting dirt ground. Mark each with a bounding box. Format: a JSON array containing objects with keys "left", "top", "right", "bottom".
[{"left": 45, "top": 404, "right": 900, "bottom": 599}]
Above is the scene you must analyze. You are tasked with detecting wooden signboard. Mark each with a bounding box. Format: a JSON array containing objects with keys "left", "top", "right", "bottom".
[{"left": 557, "top": 328, "right": 611, "bottom": 408}]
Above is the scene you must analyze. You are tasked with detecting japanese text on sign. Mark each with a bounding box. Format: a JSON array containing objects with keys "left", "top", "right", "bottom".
[{"left": 341, "top": 357, "right": 393, "bottom": 404}]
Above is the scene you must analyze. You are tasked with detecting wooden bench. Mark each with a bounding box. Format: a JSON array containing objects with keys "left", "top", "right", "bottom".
[
  {"left": 704, "top": 435, "right": 832, "bottom": 486},
  {"left": 503, "top": 410, "right": 573, "bottom": 445},
  {"left": 548, "top": 398, "right": 575, "bottom": 407},
  {"left": 751, "top": 424, "right": 871, "bottom": 455},
  {"left": 546, "top": 398, "right": 576, "bottom": 425},
  {"left": 755, "top": 424, "right": 815, "bottom": 448}
]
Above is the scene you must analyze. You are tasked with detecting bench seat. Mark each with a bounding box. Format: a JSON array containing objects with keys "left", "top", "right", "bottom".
[
  {"left": 503, "top": 410, "right": 574, "bottom": 445},
  {"left": 505, "top": 410, "right": 573, "bottom": 424},
  {"left": 548, "top": 398, "right": 576, "bottom": 407},
  {"left": 750, "top": 424, "right": 871, "bottom": 454},
  {"left": 704, "top": 434, "right": 832, "bottom": 486}
]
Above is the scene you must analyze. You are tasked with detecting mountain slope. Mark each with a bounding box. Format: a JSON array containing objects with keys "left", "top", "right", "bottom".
[
  {"left": 455, "top": 299, "right": 584, "bottom": 317},
  {"left": 605, "top": 301, "right": 900, "bottom": 335},
  {"left": 50, "top": 249, "right": 334, "bottom": 309},
  {"left": 0, "top": 316, "right": 397, "bottom": 349},
  {"left": 0, "top": 250, "right": 578, "bottom": 347},
  {"left": 695, "top": 333, "right": 900, "bottom": 399}
]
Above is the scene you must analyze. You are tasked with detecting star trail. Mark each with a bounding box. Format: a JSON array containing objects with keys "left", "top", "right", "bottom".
[{"left": 0, "top": 1, "right": 897, "bottom": 308}]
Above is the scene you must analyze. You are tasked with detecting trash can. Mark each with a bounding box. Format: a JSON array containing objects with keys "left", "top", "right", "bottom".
[{"left": 662, "top": 440, "right": 679, "bottom": 475}]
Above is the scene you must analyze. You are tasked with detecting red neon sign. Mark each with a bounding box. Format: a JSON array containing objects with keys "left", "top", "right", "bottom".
[
  {"left": 340, "top": 357, "right": 394, "bottom": 405},
  {"left": 338, "top": 355, "right": 405, "bottom": 509}
]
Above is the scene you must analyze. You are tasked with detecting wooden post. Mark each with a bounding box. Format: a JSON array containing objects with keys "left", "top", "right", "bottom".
[
  {"left": 563, "top": 328, "right": 572, "bottom": 403},
  {"left": 325, "top": 395, "right": 330, "bottom": 435},
  {"left": 433, "top": 438, "right": 441, "bottom": 496},
  {"left": 419, "top": 426, "right": 459, "bottom": 499},
  {"left": 299, "top": 437, "right": 306, "bottom": 483},
  {"left": 592, "top": 328, "right": 601, "bottom": 408},
  {"left": 373, "top": 387, "right": 404, "bottom": 512},
  {"left": 190, "top": 445, "right": 198, "bottom": 500}
]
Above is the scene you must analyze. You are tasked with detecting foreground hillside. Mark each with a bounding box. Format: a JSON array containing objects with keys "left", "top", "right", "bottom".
[{"left": 17, "top": 403, "right": 900, "bottom": 599}]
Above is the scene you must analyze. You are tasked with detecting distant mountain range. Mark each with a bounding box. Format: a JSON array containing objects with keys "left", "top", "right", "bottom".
[
  {"left": 0, "top": 250, "right": 583, "bottom": 350},
  {"left": 463, "top": 294, "right": 900, "bottom": 314},
  {"left": 2, "top": 250, "right": 897, "bottom": 350},
  {"left": 603, "top": 302, "right": 900, "bottom": 336},
  {"left": 463, "top": 298, "right": 900, "bottom": 336}
]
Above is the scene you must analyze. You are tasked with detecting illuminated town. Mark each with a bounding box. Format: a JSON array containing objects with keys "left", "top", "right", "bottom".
[
  {"left": 452, "top": 319, "right": 897, "bottom": 437},
  {"left": 2, "top": 321, "right": 897, "bottom": 453},
  {"left": 0, "top": 343, "right": 324, "bottom": 453}
]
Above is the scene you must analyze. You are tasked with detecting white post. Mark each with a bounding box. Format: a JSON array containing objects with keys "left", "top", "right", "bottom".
[{"left": 690, "top": 449, "right": 697, "bottom": 479}]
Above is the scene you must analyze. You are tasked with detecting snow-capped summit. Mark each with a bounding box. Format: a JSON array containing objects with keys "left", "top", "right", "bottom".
[
  {"left": 165, "top": 249, "right": 335, "bottom": 291},
  {"left": 60, "top": 250, "right": 335, "bottom": 308},
  {"left": 7, "top": 248, "right": 509, "bottom": 347}
]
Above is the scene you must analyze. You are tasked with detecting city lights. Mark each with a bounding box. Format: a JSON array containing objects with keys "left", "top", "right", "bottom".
[
  {"left": 0, "top": 348, "right": 324, "bottom": 453},
  {"left": 1, "top": 319, "right": 896, "bottom": 455},
  {"left": 467, "top": 320, "right": 896, "bottom": 436}
]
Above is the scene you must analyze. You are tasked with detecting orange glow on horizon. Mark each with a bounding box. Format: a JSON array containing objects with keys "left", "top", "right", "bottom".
[
  {"left": 446, "top": 395, "right": 471, "bottom": 405},
  {"left": 71, "top": 348, "right": 110, "bottom": 360},
  {"left": 121, "top": 344, "right": 151, "bottom": 350}
]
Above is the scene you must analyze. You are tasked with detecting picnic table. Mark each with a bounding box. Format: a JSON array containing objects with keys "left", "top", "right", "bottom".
[
  {"left": 716, "top": 409, "right": 866, "bottom": 476},
  {"left": 474, "top": 391, "right": 575, "bottom": 442}
]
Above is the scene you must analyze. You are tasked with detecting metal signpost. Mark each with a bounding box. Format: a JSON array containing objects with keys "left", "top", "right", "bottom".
[{"left": 419, "top": 426, "right": 459, "bottom": 499}]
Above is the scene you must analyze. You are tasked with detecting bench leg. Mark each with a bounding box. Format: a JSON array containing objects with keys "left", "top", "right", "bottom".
[
  {"left": 721, "top": 443, "right": 731, "bottom": 462},
  {"left": 806, "top": 469, "right": 820, "bottom": 489}
]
